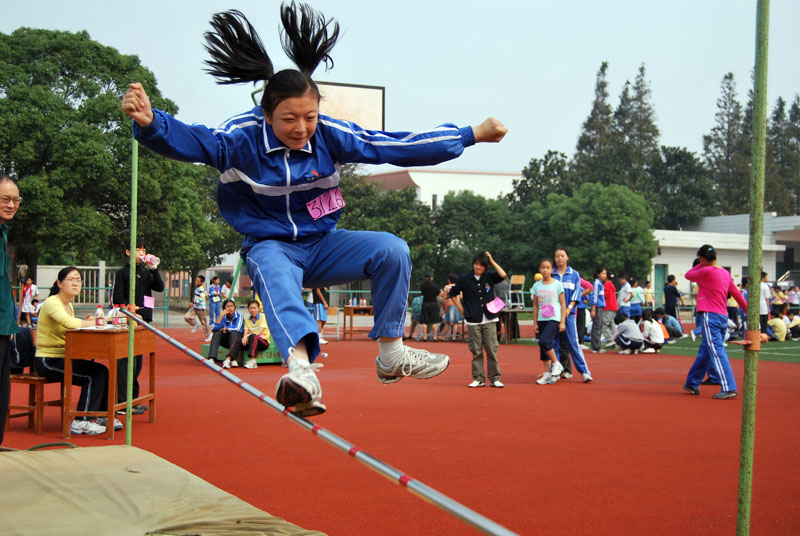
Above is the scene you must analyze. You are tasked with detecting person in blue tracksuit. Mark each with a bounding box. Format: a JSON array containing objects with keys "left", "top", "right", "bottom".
[
  {"left": 552, "top": 248, "right": 593, "bottom": 382},
  {"left": 590, "top": 268, "right": 608, "bottom": 353},
  {"left": 121, "top": 4, "right": 507, "bottom": 417}
]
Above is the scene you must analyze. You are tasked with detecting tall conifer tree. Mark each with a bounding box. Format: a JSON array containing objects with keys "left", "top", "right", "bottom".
[{"left": 574, "top": 62, "right": 615, "bottom": 185}]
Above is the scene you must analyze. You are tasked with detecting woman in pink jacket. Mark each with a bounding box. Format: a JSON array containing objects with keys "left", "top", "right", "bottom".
[{"left": 682, "top": 245, "right": 747, "bottom": 399}]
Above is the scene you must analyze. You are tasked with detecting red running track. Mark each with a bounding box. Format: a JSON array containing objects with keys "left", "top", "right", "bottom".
[{"left": 5, "top": 329, "right": 800, "bottom": 535}]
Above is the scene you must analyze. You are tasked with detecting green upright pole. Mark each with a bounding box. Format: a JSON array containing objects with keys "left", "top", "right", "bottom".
[
  {"left": 737, "top": 1, "right": 769, "bottom": 534},
  {"left": 230, "top": 257, "right": 244, "bottom": 302},
  {"left": 126, "top": 138, "right": 139, "bottom": 446}
]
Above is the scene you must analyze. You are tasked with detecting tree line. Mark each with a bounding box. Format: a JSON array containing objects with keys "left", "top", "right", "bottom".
[{"left": 2, "top": 29, "right": 798, "bottom": 289}]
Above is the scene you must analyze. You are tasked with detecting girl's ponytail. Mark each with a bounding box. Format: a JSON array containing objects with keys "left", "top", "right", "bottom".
[
  {"left": 204, "top": 10, "right": 274, "bottom": 85},
  {"left": 279, "top": 1, "right": 340, "bottom": 76}
]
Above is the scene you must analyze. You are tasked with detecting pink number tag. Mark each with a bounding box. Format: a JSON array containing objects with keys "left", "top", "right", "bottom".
[
  {"left": 306, "top": 187, "right": 346, "bottom": 220},
  {"left": 486, "top": 297, "right": 505, "bottom": 314},
  {"left": 541, "top": 304, "right": 555, "bottom": 318},
  {"left": 143, "top": 296, "right": 155, "bottom": 309}
]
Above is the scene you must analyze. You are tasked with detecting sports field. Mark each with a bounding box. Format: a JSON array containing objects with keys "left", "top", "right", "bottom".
[{"left": 4, "top": 327, "right": 799, "bottom": 535}]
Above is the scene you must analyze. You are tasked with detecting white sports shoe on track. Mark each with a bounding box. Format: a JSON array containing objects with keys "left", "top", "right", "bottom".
[
  {"left": 375, "top": 346, "right": 450, "bottom": 384},
  {"left": 536, "top": 372, "right": 555, "bottom": 385},
  {"left": 276, "top": 361, "right": 325, "bottom": 416},
  {"left": 551, "top": 361, "right": 564, "bottom": 377},
  {"left": 582, "top": 372, "right": 593, "bottom": 382},
  {"left": 70, "top": 419, "right": 106, "bottom": 435}
]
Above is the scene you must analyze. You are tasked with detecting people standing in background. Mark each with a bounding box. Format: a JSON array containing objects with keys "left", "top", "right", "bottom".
[
  {"left": 440, "top": 273, "right": 463, "bottom": 342},
  {"left": 603, "top": 274, "right": 619, "bottom": 348},
  {"left": 112, "top": 240, "right": 164, "bottom": 415},
  {"left": 419, "top": 273, "right": 441, "bottom": 342},
  {"left": 552, "top": 248, "right": 592, "bottom": 382},
  {"left": 0, "top": 174, "right": 21, "bottom": 445},
  {"left": 643, "top": 280, "right": 656, "bottom": 310},
  {"left": 759, "top": 272, "right": 771, "bottom": 333},
  {"left": 617, "top": 275, "right": 632, "bottom": 319},
  {"left": 19, "top": 277, "right": 38, "bottom": 327},
  {"left": 531, "top": 258, "right": 566, "bottom": 385},
  {"left": 221, "top": 279, "right": 233, "bottom": 300},
  {"left": 576, "top": 278, "right": 593, "bottom": 349},
  {"left": 628, "top": 277, "right": 645, "bottom": 323},
  {"left": 663, "top": 275, "right": 684, "bottom": 320},
  {"left": 590, "top": 268, "right": 608, "bottom": 354},
  {"left": 683, "top": 245, "right": 747, "bottom": 399},
  {"left": 185, "top": 275, "right": 211, "bottom": 341},
  {"left": 313, "top": 287, "right": 329, "bottom": 345},
  {"left": 208, "top": 276, "right": 223, "bottom": 327},
  {"left": 449, "top": 252, "right": 506, "bottom": 388}
]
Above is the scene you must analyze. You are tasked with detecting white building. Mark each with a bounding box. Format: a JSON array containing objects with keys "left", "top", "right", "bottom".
[{"left": 366, "top": 169, "right": 521, "bottom": 210}]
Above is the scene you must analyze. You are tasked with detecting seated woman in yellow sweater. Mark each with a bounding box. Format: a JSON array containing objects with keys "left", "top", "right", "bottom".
[
  {"left": 242, "top": 300, "right": 272, "bottom": 369},
  {"left": 34, "top": 267, "right": 117, "bottom": 435}
]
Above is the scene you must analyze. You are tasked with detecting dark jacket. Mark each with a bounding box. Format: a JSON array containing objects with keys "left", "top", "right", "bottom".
[
  {"left": 448, "top": 271, "right": 504, "bottom": 323},
  {"left": 112, "top": 263, "right": 165, "bottom": 322}
]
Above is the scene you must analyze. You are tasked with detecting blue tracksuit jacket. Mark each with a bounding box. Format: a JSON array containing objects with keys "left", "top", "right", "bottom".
[{"left": 133, "top": 107, "right": 475, "bottom": 250}]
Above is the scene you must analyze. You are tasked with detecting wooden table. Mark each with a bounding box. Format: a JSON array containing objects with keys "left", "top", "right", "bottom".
[
  {"left": 498, "top": 308, "right": 532, "bottom": 343},
  {"left": 63, "top": 326, "right": 156, "bottom": 439},
  {"left": 343, "top": 305, "right": 373, "bottom": 340}
]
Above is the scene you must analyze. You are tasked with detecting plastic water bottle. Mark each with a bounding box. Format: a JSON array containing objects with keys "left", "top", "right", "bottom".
[
  {"left": 141, "top": 254, "right": 160, "bottom": 268},
  {"left": 95, "top": 304, "right": 106, "bottom": 327}
]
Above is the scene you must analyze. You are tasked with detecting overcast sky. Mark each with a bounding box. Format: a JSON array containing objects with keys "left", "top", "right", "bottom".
[{"left": 3, "top": 1, "right": 799, "bottom": 175}]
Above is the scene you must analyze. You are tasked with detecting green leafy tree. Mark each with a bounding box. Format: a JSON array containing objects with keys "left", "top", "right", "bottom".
[
  {"left": 702, "top": 73, "right": 749, "bottom": 214},
  {"left": 506, "top": 150, "right": 574, "bottom": 210},
  {"left": 645, "top": 146, "right": 715, "bottom": 229},
  {"left": 0, "top": 27, "right": 239, "bottom": 275},
  {"left": 766, "top": 97, "right": 799, "bottom": 215},
  {"left": 574, "top": 62, "right": 616, "bottom": 185},
  {"left": 544, "top": 182, "right": 657, "bottom": 279},
  {"left": 433, "top": 191, "right": 520, "bottom": 280},
  {"left": 338, "top": 165, "right": 436, "bottom": 286},
  {"left": 786, "top": 95, "right": 800, "bottom": 214}
]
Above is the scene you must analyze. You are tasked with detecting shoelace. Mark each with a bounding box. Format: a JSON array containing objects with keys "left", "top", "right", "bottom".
[{"left": 398, "top": 347, "right": 433, "bottom": 377}]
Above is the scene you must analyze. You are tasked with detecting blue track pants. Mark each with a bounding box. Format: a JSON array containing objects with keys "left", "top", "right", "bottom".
[
  {"left": 245, "top": 229, "right": 410, "bottom": 363},
  {"left": 558, "top": 314, "right": 591, "bottom": 374},
  {"left": 685, "top": 312, "right": 737, "bottom": 392}
]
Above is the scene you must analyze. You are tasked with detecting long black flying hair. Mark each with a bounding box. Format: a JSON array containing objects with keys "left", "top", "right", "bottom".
[{"left": 203, "top": 2, "right": 341, "bottom": 115}]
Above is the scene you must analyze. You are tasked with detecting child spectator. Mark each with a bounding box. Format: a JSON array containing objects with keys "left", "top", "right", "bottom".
[
  {"left": 590, "top": 268, "right": 609, "bottom": 353},
  {"left": 640, "top": 309, "right": 664, "bottom": 353},
  {"left": 207, "top": 299, "right": 245, "bottom": 368},
  {"left": 449, "top": 251, "right": 507, "bottom": 388},
  {"left": 643, "top": 280, "right": 656, "bottom": 309},
  {"left": 30, "top": 299, "right": 40, "bottom": 329},
  {"left": 440, "top": 273, "right": 463, "bottom": 342},
  {"left": 312, "top": 288, "right": 329, "bottom": 345},
  {"left": 617, "top": 275, "right": 632, "bottom": 319},
  {"left": 208, "top": 276, "right": 223, "bottom": 326},
  {"left": 419, "top": 273, "right": 441, "bottom": 342},
  {"left": 531, "top": 258, "right": 566, "bottom": 385},
  {"left": 242, "top": 300, "right": 271, "bottom": 369},
  {"left": 628, "top": 277, "right": 645, "bottom": 323},
  {"left": 786, "top": 310, "right": 800, "bottom": 340},
  {"left": 663, "top": 275, "right": 684, "bottom": 320},
  {"left": 405, "top": 295, "right": 424, "bottom": 341},
  {"left": 20, "top": 276, "right": 38, "bottom": 327},
  {"left": 185, "top": 275, "right": 211, "bottom": 340},
  {"left": 767, "top": 303, "right": 788, "bottom": 341},
  {"left": 613, "top": 312, "right": 644, "bottom": 354},
  {"left": 603, "top": 274, "right": 619, "bottom": 348}
]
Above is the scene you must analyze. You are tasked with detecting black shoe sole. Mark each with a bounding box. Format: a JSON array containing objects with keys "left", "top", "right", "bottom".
[{"left": 276, "top": 377, "right": 312, "bottom": 407}]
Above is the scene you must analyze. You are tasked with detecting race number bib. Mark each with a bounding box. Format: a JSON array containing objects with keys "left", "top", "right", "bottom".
[
  {"left": 143, "top": 296, "right": 155, "bottom": 309},
  {"left": 541, "top": 304, "right": 555, "bottom": 318},
  {"left": 306, "top": 187, "right": 346, "bottom": 220}
]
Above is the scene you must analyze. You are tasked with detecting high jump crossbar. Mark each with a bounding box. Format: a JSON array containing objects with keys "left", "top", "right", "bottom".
[{"left": 120, "top": 309, "right": 518, "bottom": 536}]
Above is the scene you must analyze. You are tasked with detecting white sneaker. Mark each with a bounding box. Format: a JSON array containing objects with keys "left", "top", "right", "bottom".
[
  {"left": 231, "top": 360, "right": 239, "bottom": 367},
  {"left": 319, "top": 337, "right": 329, "bottom": 345},
  {"left": 642, "top": 348, "right": 656, "bottom": 353},
  {"left": 690, "top": 331, "right": 696, "bottom": 342},
  {"left": 375, "top": 346, "right": 450, "bottom": 384},
  {"left": 70, "top": 419, "right": 106, "bottom": 435},
  {"left": 536, "top": 372, "right": 555, "bottom": 385},
  {"left": 97, "top": 417, "right": 123, "bottom": 431},
  {"left": 244, "top": 359, "right": 257, "bottom": 369},
  {"left": 205, "top": 333, "right": 213, "bottom": 342},
  {"left": 276, "top": 361, "right": 324, "bottom": 416},
  {"left": 222, "top": 359, "right": 231, "bottom": 369},
  {"left": 582, "top": 372, "right": 593, "bottom": 382},
  {"left": 605, "top": 342, "right": 617, "bottom": 348},
  {"left": 490, "top": 380, "right": 504, "bottom": 388},
  {"left": 562, "top": 371, "right": 573, "bottom": 379},
  {"left": 551, "top": 361, "right": 564, "bottom": 377},
  {"left": 619, "top": 349, "right": 631, "bottom": 354},
  {"left": 468, "top": 380, "right": 485, "bottom": 388},
  {"left": 191, "top": 324, "right": 198, "bottom": 333}
]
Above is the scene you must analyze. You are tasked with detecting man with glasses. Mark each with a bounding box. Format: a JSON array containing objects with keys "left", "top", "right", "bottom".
[{"left": 0, "top": 174, "right": 21, "bottom": 445}]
